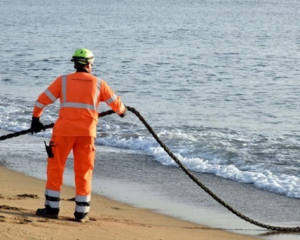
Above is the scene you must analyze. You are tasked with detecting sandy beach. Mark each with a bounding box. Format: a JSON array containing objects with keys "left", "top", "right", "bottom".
[{"left": 0, "top": 165, "right": 263, "bottom": 240}]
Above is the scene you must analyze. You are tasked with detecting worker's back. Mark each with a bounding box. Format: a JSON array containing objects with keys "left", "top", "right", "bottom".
[{"left": 53, "top": 72, "right": 100, "bottom": 137}]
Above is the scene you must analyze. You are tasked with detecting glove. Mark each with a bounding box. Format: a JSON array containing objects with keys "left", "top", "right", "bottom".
[
  {"left": 31, "top": 117, "right": 45, "bottom": 133},
  {"left": 119, "top": 106, "right": 128, "bottom": 118}
]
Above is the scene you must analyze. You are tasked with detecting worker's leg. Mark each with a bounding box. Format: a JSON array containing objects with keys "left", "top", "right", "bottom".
[
  {"left": 38, "top": 136, "right": 74, "bottom": 217},
  {"left": 73, "top": 136, "right": 95, "bottom": 221}
]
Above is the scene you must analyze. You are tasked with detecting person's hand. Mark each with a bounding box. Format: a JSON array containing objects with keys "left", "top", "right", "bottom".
[
  {"left": 119, "top": 106, "right": 128, "bottom": 118},
  {"left": 31, "top": 117, "right": 45, "bottom": 133}
]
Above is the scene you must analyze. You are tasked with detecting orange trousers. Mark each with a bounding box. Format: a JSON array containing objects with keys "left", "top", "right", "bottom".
[{"left": 46, "top": 136, "right": 95, "bottom": 196}]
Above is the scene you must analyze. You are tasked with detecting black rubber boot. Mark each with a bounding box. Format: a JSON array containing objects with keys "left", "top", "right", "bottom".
[
  {"left": 75, "top": 215, "right": 89, "bottom": 223},
  {"left": 74, "top": 212, "right": 89, "bottom": 223},
  {"left": 36, "top": 206, "right": 59, "bottom": 219}
]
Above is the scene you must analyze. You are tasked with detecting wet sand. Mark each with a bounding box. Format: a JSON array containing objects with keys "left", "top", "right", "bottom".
[{"left": 0, "top": 166, "right": 262, "bottom": 240}]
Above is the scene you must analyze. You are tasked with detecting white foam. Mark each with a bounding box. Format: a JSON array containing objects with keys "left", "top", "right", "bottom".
[
  {"left": 95, "top": 135, "right": 300, "bottom": 199},
  {"left": 1, "top": 112, "right": 300, "bottom": 199}
]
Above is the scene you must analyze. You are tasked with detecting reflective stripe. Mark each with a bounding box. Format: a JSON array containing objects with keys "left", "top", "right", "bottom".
[
  {"left": 75, "top": 195, "right": 91, "bottom": 213},
  {"left": 61, "top": 102, "right": 96, "bottom": 111},
  {"left": 45, "top": 189, "right": 60, "bottom": 209},
  {"left": 105, "top": 94, "right": 117, "bottom": 104},
  {"left": 75, "top": 205, "right": 90, "bottom": 213},
  {"left": 62, "top": 75, "right": 67, "bottom": 103},
  {"left": 94, "top": 78, "right": 101, "bottom": 106},
  {"left": 35, "top": 101, "right": 44, "bottom": 108},
  {"left": 45, "top": 199, "right": 60, "bottom": 208},
  {"left": 45, "top": 189, "right": 60, "bottom": 198},
  {"left": 45, "top": 89, "right": 57, "bottom": 102},
  {"left": 60, "top": 75, "right": 100, "bottom": 112},
  {"left": 75, "top": 195, "right": 91, "bottom": 202}
]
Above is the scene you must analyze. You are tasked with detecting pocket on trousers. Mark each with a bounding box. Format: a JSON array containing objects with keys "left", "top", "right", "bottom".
[{"left": 44, "top": 141, "right": 56, "bottom": 158}]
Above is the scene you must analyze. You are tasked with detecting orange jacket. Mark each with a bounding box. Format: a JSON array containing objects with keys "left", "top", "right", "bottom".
[{"left": 33, "top": 72, "right": 125, "bottom": 137}]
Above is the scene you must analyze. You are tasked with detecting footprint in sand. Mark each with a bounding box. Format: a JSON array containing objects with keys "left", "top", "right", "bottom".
[
  {"left": 16, "top": 194, "right": 39, "bottom": 199},
  {"left": 2, "top": 194, "right": 40, "bottom": 200},
  {"left": 0, "top": 215, "right": 6, "bottom": 222}
]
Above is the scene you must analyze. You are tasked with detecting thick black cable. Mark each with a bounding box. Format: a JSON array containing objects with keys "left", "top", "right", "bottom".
[
  {"left": 126, "top": 106, "right": 300, "bottom": 232},
  {"left": 1, "top": 106, "right": 299, "bottom": 231},
  {"left": 0, "top": 110, "right": 115, "bottom": 141}
]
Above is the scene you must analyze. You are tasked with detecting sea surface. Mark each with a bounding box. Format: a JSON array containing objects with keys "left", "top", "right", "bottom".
[{"left": 1, "top": 0, "right": 300, "bottom": 239}]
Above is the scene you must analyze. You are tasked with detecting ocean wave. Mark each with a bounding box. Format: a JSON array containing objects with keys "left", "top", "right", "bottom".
[
  {"left": 1, "top": 102, "right": 300, "bottom": 199},
  {"left": 95, "top": 133, "right": 300, "bottom": 199}
]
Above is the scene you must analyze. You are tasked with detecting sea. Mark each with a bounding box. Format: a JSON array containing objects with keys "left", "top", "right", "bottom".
[{"left": 1, "top": 0, "right": 300, "bottom": 239}]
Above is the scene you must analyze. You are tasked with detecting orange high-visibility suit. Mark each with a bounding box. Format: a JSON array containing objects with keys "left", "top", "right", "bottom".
[{"left": 33, "top": 72, "right": 125, "bottom": 218}]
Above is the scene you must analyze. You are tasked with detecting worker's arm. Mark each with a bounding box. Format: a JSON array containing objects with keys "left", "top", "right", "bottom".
[
  {"left": 99, "top": 79, "right": 127, "bottom": 117},
  {"left": 32, "top": 76, "right": 62, "bottom": 118}
]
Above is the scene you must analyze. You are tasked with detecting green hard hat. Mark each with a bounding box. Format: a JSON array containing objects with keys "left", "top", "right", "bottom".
[{"left": 71, "top": 48, "right": 94, "bottom": 65}]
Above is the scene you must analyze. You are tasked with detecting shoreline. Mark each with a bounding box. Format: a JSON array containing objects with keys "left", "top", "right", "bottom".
[
  {"left": 2, "top": 129, "right": 300, "bottom": 240},
  {"left": 1, "top": 129, "right": 300, "bottom": 240},
  {"left": 0, "top": 165, "right": 261, "bottom": 240}
]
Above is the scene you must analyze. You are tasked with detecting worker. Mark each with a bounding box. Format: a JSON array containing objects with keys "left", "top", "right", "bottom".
[{"left": 31, "top": 48, "right": 127, "bottom": 222}]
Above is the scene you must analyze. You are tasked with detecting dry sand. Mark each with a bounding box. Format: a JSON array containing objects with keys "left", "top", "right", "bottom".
[{"left": 0, "top": 165, "right": 263, "bottom": 240}]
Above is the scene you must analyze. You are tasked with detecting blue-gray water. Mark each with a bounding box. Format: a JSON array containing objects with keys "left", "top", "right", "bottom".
[{"left": 1, "top": 0, "right": 300, "bottom": 239}]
